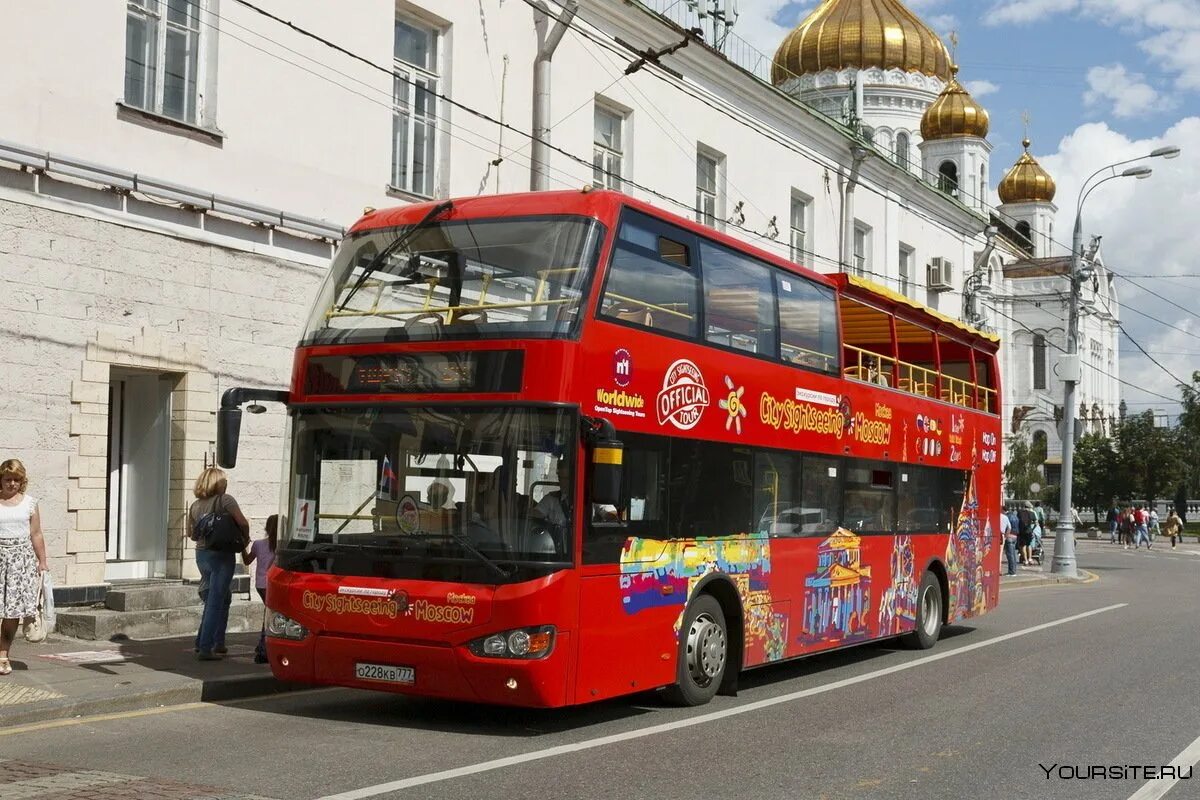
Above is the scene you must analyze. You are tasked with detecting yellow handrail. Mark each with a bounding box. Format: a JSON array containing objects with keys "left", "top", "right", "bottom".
[{"left": 843, "top": 344, "right": 998, "bottom": 414}]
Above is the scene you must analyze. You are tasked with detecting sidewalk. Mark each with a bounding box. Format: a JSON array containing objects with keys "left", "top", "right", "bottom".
[
  {"left": 0, "top": 631, "right": 309, "bottom": 729},
  {"left": 999, "top": 562, "right": 1097, "bottom": 589}
]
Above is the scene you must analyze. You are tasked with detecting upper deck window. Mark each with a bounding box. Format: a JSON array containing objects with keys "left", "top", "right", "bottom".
[
  {"left": 306, "top": 215, "right": 603, "bottom": 345},
  {"left": 599, "top": 212, "right": 700, "bottom": 338},
  {"left": 701, "top": 241, "right": 777, "bottom": 357}
]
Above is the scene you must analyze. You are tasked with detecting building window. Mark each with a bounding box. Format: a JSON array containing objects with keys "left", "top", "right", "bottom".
[
  {"left": 899, "top": 244, "right": 915, "bottom": 297},
  {"left": 938, "top": 160, "right": 958, "bottom": 196},
  {"left": 124, "top": 0, "right": 205, "bottom": 125},
  {"left": 393, "top": 16, "right": 440, "bottom": 197},
  {"left": 695, "top": 148, "right": 723, "bottom": 229},
  {"left": 895, "top": 132, "right": 910, "bottom": 171},
  {"left": 853, "top": 222, "right": 871, "bottom": 276},
  {"left": 789, "top": 192, "right": 810, "bottom": 263},
  {"left": 1033, "top": 333, "right": 1047, "bottom": 390},
  {"left": 592, "top": 105, "right": 624, "bottom": 190}
]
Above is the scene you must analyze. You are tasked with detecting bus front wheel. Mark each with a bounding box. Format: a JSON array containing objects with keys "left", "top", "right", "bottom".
[
  {"left": 663, "top": 594, "right": 727, "bottom": 706},
  {"left": 901, "top": 570, "right": 943, "bottom": 650}
]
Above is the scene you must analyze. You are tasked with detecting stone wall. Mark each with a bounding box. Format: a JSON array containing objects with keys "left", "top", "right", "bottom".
[{"left": 0, "top": 195, "right": 326, "bottom": 587}]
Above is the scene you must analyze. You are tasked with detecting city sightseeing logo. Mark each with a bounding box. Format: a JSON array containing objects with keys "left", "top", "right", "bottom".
[
  {"left": 657, "top": 359, "right": 710, "bottom": 430},
  {"left": 719, "top": 376, "right": 747, "bottom": 434}
]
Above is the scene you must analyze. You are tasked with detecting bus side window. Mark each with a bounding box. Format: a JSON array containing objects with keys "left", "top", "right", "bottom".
[
  {"left": 599, "top": 213, "right": 699, "bottom": 338},
  {"left": 798, "top": 455, "right": 842, "bottom": 536},
  {"left": 583, "top": 433, "right": 667, "bottom": 564},
  {"left": 700, "top": 241, "right": 778, "bottom": 357},
  {"left": 667, "top": 440, "right": 753, "bottom": 539}
]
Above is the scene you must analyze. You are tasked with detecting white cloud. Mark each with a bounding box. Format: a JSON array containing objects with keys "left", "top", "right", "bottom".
[
  {"left": 1084, "top": 64, "right": 1167, "bottom": 118},
  {"left": 1038, "top": 117, "right": 1200, "bottom": 406},
  {"left": 987, "top": 0, "right": 1200, "bottom": 91},
  {"left": 965, "top": 79, "right": 1001, "bottom": 98}
]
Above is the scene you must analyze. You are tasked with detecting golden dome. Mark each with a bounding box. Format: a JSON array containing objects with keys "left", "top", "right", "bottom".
[
  {"left": 998, "top": 139, "right": 1057, "bottom": 204},
  {"left": 920, "top": 66, "right": 989, "bottom": 140},
  {"left": 772, "top": 0, "right": 953, "bottom": 85}
]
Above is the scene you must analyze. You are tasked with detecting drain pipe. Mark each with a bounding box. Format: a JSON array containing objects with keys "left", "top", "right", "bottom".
[{"left": 530, "top": 0, "right": 579, "bottom": 191}]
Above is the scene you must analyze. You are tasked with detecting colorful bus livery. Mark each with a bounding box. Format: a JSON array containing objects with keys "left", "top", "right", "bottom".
[{"left": 218, "top": 189, "right": 1002, "bottom": 708}]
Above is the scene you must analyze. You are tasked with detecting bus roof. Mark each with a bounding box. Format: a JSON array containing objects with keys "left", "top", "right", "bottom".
[{"left": 346, "top": 189, "right": 839, "bottom": 290}]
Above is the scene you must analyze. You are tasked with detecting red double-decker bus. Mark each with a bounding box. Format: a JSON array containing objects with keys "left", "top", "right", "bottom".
[{"left": 219, "top": 189, "right": 1002, "bottom": 708}]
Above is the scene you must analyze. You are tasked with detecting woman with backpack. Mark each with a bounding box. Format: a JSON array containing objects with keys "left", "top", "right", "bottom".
[{"left": 187, "top": 467, "right": 249, "bottom": 661}]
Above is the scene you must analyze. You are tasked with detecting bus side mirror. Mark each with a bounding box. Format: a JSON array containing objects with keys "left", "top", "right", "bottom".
[
  {"left": 589, "top": 439, "right": 623, "bottom": 507},
  {"left": 217, "top": 406, "right": 243, "bottom": 469}
]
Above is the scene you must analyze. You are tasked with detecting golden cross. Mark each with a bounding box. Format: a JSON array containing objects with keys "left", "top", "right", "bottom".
[
  {"left": 1021, "top": 110, "right": 1031, "bottom": 146},
  {"left": 949, "top": 30, "right": 959, "bottom": 62}
]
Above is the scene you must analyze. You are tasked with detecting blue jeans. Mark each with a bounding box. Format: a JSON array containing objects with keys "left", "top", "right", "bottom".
[
  {"left": 1109, "top": 521, "right": 1118, "bottom": 543},
  {"left": 1004, "top": 537, "right": 1018, "bottom": 575},
  {"left": 1135, "top": 525, "right": 1151, "bottom": 548},
  {"left": 195, "top": 549, "right": 235, "bottom": 654}
]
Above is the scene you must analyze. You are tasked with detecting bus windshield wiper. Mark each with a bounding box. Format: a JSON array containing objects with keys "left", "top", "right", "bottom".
[
  {"left": 439, "top": 529, "right": 515, "bottom": 580},
  {"left": 277, "top": 541, "right": 381, "bottom": 570},
  {"left": 336, "top": 200, "right": 453, "bottom": 312}
]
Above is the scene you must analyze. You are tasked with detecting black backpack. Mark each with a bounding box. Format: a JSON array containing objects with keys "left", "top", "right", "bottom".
[{"left": 194, "top": 496, "right": 245, "bottom": 553}]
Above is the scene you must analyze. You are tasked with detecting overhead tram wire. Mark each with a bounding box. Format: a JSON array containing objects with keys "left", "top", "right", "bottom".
[
  {"left": 1117, "top": 322, "right": 1191, "bottom": 388},
  {"left": 226, "top": 0, "right": 1194, "bottom": 353}
]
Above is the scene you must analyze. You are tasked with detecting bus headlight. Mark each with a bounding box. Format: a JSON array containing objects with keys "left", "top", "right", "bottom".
[
  {"left": 467, "top": 626, "right": 555, "bottom": 659},
  {"left": 265, "top": 608, "right": 309, "bottom": 641}
]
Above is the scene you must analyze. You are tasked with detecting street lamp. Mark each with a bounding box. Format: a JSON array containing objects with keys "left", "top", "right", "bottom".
[
  {"left": 963, "top": 225, "right": 999, "bottom": 329},
  {"left": 1051, "top": 145, "right": 1180, "bottom": 577}
]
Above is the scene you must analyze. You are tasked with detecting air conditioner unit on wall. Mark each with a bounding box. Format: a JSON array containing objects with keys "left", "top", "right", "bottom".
[{"left": 927, "top": 257, "right": 953, "bottom": 291}]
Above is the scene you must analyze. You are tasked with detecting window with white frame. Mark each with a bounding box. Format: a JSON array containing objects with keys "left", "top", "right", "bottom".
[
  {"left": 393, "top": 16, "right": 440, "bottom": 197},
  {"left": 593, "top": 105, "right": 624, "bottom": 190},
  {"left": 895, "top": 132, "right": 910, "bottom": 171},
  {"left": 852, "top": 222, "right": 870, "bottom": 276},
  {"left": 789, "top": 192, "right": 810, "bottom": 263},
  {"left": 695, "top": 148, "right": 722, "bottom": 229},
  {"left": 1033, "top": 333, "right": 1048, "bottom": 390},
  {"left": 124, "top": 0, "right": 206, "bottom": 125},
  {"left": 898, "top": 244, "right": 915, "bottom": 297}
]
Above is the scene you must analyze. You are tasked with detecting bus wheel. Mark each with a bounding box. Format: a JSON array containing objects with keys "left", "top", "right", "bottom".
[
  {"left": 663, "top": 594, "right": 727, "bottom": 706},
  {"left": 901, "top": 570, "right": 943, "bottom": 650}
]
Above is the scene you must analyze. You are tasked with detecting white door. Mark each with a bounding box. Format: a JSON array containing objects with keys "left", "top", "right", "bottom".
[{"left": 105, "top": 373, "right": 172, "bottom": 579}]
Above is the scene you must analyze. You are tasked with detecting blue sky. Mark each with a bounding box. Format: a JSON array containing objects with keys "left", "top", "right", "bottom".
[{"left": 729, "top": 0, "right": 1200, "bottom": 416}]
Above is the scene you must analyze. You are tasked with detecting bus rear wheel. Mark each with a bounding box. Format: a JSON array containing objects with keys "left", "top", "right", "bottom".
[
  {"left": 901, "top": 570, "right": 943, "bottom": 650},
  {"left": 662, "top": 594, "right": 727, "bottom": 706}
]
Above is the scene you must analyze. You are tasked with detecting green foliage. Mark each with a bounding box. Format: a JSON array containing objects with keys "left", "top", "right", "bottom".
[
  {"left": 1114, "top": 411, "right": 1184, "bottom": 508},
  {"left": 1004, "top": 435, "right": 1046, "bottom": 500},
  {"left": 1073, "top": 433, "right": 1120, "bottom": 514}
]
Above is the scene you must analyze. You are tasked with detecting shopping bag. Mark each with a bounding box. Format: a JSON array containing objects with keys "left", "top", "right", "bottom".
[{"left": 22, "top": 571, "right": 55, "bottom": 643}]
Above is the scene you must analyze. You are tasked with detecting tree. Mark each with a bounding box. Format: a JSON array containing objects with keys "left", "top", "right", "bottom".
[
  {"left": 1004, "top": 434, "right": 1046, "bottom": 500},
  {"left": 1114, "top": 411, "right": 1184, "bottom": 508},
  {"left": 1073, "top": 433, "right": 1120, "bottom": 521}
]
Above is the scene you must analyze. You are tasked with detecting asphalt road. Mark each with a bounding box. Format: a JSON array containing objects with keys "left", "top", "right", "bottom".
[{"left": 3, "top": 539, "right": 1198, "bottom": 800}]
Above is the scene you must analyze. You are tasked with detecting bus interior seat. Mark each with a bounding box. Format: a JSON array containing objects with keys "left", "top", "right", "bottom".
[{"left": 403, "top": 313, "right": 444, "bottom": 337}]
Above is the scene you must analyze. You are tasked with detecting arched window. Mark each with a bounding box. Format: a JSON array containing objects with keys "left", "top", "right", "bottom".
[
  {"left": 895, "top": 132, "right": 910, "bottom": 170},
  {"left": 938, "top": 161, "right": 958, "bottom": 196},
  {"left": 1015, "top": 220, "right": 1032, "bottom": 245},
  {"left": 1033, "top": 333, "right": 1047, "bottom": 390}
]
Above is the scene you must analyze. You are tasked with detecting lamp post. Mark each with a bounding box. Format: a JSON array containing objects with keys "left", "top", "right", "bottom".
[
  {"left": 1051, "top": 145, "right": 1180, "bottom": 577},
  {"left": 963, "top": 225, "right": 999, "bottom": 329}
]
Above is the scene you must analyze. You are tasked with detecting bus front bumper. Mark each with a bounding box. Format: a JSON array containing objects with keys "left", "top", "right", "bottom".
[{"left": 267, "top": 632, "right": 572, "bottom": 707}]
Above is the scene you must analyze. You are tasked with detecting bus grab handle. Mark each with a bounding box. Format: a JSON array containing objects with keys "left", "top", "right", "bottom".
[{"left": 217, "top": 387, "right": 289, "bottom": 469}]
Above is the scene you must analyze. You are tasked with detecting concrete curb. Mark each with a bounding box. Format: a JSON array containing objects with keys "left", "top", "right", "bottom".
[
  {"left": 1, "top": 674, "right": 312, "bottom": 730},
  {"left": 1004, "top": 569, "right": 1098, "bottom": 590}
]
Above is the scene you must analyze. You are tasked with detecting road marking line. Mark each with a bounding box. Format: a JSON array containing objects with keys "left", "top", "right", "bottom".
[
  {"left": 317, "top": 603, "right": 1128, "bottom": 800},
  {"left": 1125, "top": 731, "right": 1200, "bottom": 800}
]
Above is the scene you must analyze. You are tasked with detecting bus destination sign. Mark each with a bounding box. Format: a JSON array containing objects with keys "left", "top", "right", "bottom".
[{"left": 304, "top": 351, "right": 524, "bottom": 395}]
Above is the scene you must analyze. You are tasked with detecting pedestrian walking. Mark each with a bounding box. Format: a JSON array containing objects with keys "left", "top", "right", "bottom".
[
  {"left": 0, "top": 459, "right": 49, "bottom": 676},
  {"left": 1133, "top": 504, "right": 1151, "bottom": 550},
  {"left": 1164, "top": 509, "right": 1184, "bottom": 549},
  {"left": 242, "top": 514, "right": 277, "bottom": 664},
  {"left": 1107, "top": 504, "right": 1119, "bottom": 544},
  {"left": 1148, "top": 508, "right": 1160, "bottom": 543},
  {"left": 1017, "top": 501, "right": 1035, "bottom": 566},
  {"left": 187, "top": 467, "right": 250, "bottom": 661},
  {"left": 1121, "top": 506, "right": 1135, "bottom": 549},
  {"left": 1000, "top": 505, "right": 1017, "bottom": 576}
]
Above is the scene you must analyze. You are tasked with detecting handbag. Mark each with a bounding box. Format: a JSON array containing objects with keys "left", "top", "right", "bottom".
[
  {"left": 23, "top": 572, "right": 53, "bottom": 643},
  {"left": 194, "top": 495, "right": 247, "bottom": 553}
]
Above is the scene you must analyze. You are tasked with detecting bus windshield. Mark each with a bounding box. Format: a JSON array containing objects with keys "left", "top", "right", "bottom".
[
  {"left": 305, "top": 216, "right": 604, "bottom": 344},
  {"left": 283, "top": 407, "right": 576, "bottom": 578}
]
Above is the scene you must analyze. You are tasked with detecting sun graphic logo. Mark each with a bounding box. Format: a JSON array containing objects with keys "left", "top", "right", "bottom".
[{"left": 719, "top": 375, "right": 747, "bottom": 434}]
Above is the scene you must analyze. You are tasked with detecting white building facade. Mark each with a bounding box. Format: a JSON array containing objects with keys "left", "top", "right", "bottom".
[{"left": 0, "top": 0, "right": 1116, "bottom": 590}]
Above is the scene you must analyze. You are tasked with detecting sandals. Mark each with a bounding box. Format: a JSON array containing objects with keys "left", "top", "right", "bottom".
[{"left": 0, "top": 658, "right": 11, "bottom": 676}]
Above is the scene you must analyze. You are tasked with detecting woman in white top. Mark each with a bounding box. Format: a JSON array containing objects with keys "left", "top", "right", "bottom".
[{"left": 0, "top": 458, "right": 48, "bottom": 676}]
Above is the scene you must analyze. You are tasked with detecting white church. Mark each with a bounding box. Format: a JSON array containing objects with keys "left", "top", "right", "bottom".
[{"left": 0, "top": 0, "right": 1118, "bottom": 592}]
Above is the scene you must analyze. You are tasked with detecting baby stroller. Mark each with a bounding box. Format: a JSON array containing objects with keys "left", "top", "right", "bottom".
[{"left": 1029, "top": 524, "right": 1044, "bottom": 565}]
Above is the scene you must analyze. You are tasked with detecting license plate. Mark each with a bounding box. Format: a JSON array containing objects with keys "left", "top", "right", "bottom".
[{"left": 354, "top": 662, "right": 415, "bottom": 684}]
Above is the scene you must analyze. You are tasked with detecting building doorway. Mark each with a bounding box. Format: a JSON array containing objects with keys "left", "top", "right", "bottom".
[{"left": 105, "top": 370, "right": 173, "bottom": 579}]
